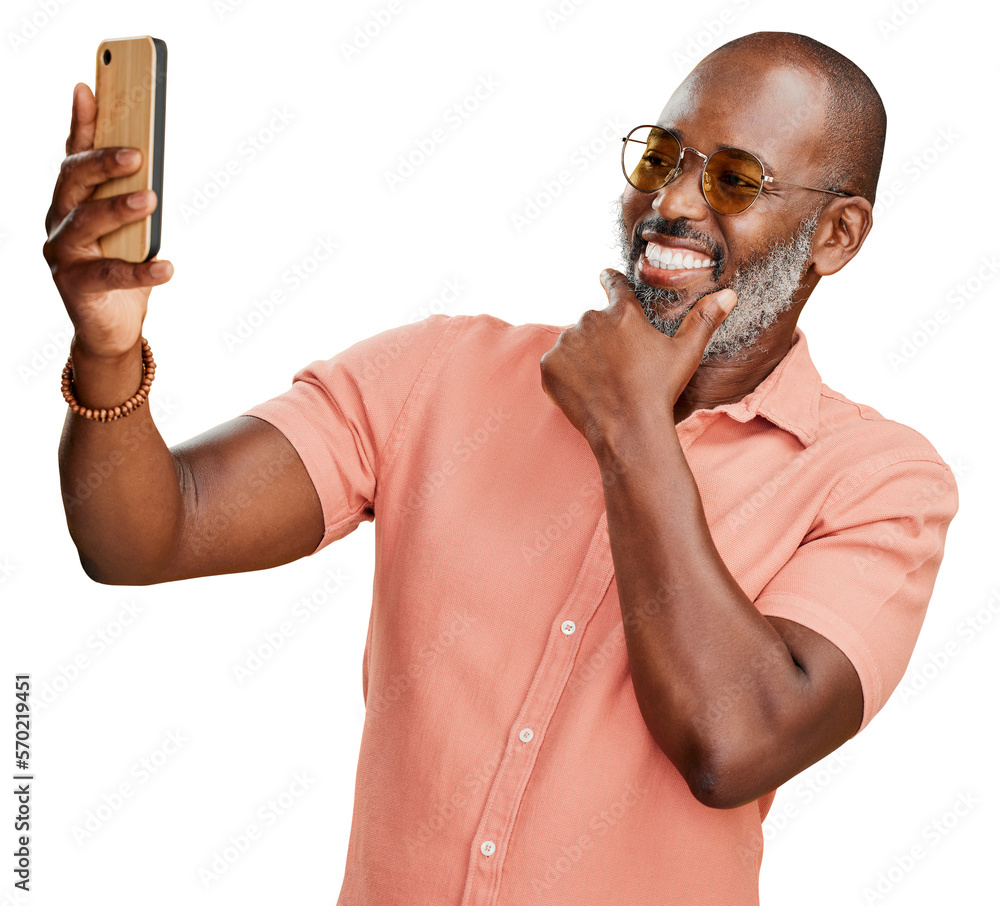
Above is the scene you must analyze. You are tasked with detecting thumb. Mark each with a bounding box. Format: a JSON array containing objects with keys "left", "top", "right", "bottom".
[{"left": 673, "top": 287, "right": 738, "bottom": 350}]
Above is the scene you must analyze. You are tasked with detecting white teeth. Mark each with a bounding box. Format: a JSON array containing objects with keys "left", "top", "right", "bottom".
[{"left": 644, "top": 242, "right": 715, "bottom": 270}]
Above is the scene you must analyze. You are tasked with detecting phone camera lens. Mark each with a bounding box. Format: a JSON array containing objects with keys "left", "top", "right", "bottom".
[{"left": 103, "top": 49, "right": 111, "bottom": 65}]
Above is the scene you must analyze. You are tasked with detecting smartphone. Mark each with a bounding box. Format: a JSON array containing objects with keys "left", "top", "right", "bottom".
[{"left": 92, "top": 35, "right": 167, "bottom": 263}]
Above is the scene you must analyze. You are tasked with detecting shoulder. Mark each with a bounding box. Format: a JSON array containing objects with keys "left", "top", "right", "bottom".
[
  {"left": 293, "top": 313, "right": 569, "bottom": 415},
  {"left": 345, "top": 311, "right": 564, "bottom": 352},
  {"left": 413, "top": 312, "right": 568, "bottom": 371},
  {"left": 816, "top": 382, "right": 949, "bottom": 466},
  {"left": 813, "top": 383, "right": 957, "bottom": 511},
  {"left": 443, "top": 311, "right": 566, "bottom": 344},
  {"left": 296, "top": 311, "right": 559, "bottom": 376}
]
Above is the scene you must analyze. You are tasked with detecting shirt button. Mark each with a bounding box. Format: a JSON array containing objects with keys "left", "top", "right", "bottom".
[
  {"left": 561, "top": 620, "right": 576, "bottom": 635},
  {"left": 519, "top": 727, "right": 534, "bottom": 743},
  {"left": 481, "top": 840, "right": 496, "bottom": 856}
]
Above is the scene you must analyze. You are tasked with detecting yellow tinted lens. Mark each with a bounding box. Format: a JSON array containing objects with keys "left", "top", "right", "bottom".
[
  {"left": 623, "top": 126, "right": 680, "bottom": 191},
  {"left": 704, "top": 148, "right": 763, "bottom": 213}
]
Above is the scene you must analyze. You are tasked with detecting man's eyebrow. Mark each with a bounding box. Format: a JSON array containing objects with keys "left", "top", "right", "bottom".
[{"left": 663, "top": 125, "right": 776, "bottom": 175}]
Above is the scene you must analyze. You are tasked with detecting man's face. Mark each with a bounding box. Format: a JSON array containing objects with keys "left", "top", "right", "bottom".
[{"left": 617, "top": 59, "right": 831, "bottom": 359}]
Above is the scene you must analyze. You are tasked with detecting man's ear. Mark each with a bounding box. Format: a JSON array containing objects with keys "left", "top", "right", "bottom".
[{"left": 810, "top": 197, "right": 874, "bottom": 277}]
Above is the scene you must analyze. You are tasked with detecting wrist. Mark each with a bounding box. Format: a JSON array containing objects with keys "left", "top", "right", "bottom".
[
  {"left": 591, "top": 405, "right": 679, "bottom": 469},
  {"left": 64, "top": 337, "right": 153, "bottom": 418},
  {"left": 70, "top": 334, "right": 142, "bottom": 365}
]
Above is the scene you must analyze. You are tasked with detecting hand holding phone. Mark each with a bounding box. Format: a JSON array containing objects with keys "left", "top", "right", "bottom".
[
  {"left": 42, "top": 50, "right": 170, "bottom": 362},
  {"left": 91, "top": 35, "right": 167, "bottom": 262}
]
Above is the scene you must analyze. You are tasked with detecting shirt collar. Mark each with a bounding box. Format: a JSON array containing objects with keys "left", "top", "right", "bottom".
[{"left": 690, "top": 327, "right": 822, "bottom": 447}]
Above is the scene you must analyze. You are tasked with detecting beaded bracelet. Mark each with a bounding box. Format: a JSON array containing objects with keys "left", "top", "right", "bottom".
[{"left": 61, "top": 337, "right": 156, "bottom": 422}]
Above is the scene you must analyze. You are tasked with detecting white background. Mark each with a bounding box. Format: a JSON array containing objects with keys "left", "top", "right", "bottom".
[{"left": 2, "top": 0, "right": 997, "bottom": 904}]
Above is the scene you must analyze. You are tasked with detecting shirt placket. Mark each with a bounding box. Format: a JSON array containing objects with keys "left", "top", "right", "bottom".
[{"left": 458, "top": 509, "right": 616, "bottom": 906}]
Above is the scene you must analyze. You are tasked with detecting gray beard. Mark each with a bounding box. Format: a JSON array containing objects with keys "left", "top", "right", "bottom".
[{"left": 614, "top": 202, "right": 820, "bottom": 361}]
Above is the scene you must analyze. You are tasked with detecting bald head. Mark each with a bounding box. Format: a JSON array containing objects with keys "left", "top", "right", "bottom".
[{"left": 695, "top": 32, "right": 886, "bottom": 205}]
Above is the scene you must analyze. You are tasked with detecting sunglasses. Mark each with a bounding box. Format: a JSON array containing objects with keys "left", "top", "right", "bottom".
[{"left": 621, "top": 125, "right": 851, "bottom": 215}]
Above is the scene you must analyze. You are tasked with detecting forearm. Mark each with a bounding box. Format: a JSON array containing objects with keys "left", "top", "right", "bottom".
[
  {"left": 596, "top": 417, "right": 805, "bottom": 805},
  {"left": 58, "top": 337, "right": 184, "bottom": 584}
]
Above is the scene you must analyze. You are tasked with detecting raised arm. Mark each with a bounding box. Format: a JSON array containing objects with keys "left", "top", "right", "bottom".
[{"left": 46, "top": 84, "right": 323, "bottom": 585}]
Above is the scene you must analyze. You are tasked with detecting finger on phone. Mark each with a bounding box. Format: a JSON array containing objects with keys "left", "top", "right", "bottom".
[
  {"left": 57, "top": 189, "right": 157, "bottom": 250},
  {"left": 66, "top": 255, "right": 173, "bottom": 295},
  {"left": 66, "top": 82, "right": 96, "bottom": 156},
  {"left": 48, "top": 147, "right": 143, "bottom": 233}
]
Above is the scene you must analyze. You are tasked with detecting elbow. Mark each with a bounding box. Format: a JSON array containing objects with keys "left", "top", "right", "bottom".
[
  {"left": 686, "top": 763, "right": 743, "bottom": 810},
  {"left": 676, "top": 738, "right": 759, "bottom": 811},
  {"left": 640, "top": 707, "right": 756, "bottom": 809},
  {"left": 79, "top": 552, "right": 114, "bottom": 584},
  {"left": 79, "top": 556, "right": 124, "bottom": 585},
  {"left": 79, "top": 553, "right": 156, "bottom": 586}
]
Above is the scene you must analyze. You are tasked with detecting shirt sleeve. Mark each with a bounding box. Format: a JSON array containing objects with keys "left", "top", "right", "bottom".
[
  {"left": 240, "top": 314, "right": 455, "bottom": 555},
  {"left": 753, "top": 456, "right": 960, "bottom": 733}
]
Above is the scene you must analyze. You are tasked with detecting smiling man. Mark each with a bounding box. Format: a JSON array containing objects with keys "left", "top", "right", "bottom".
[{"left": 49, "top": 30, "right": 958, "bottom": 906}]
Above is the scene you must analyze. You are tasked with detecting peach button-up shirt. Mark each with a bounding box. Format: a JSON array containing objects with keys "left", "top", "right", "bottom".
[{"left": 243, "top": 313, "right": 958, "bottom": 905}]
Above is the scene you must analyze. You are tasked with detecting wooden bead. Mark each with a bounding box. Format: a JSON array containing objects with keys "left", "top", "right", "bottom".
[{"left": 61, "top": 336, "right": 156, "bottom": 422}]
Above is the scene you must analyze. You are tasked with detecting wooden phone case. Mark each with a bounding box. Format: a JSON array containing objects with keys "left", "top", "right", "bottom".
[{"left": 92, "top": 35, "right": 167, "bottom": 262}]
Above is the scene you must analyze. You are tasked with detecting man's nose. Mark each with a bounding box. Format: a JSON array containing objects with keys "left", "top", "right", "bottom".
[{"left": 652, "top": 149, "right": 711, "bottom": 222}]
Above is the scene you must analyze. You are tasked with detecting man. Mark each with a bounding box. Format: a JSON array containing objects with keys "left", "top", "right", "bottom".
[{"left": 45, "top": 31, "right": 957, "bottom": 905}]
